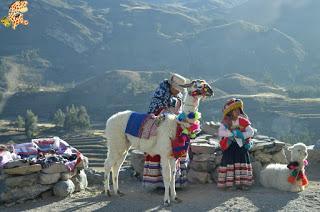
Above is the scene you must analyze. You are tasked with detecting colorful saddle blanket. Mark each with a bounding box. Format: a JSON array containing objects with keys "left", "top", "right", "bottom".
[{"left": 125, "top": 112, "right": 158, "bottom": 139}]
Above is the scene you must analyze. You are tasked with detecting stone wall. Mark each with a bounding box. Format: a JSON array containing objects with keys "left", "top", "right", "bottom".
[{"left": 0, "top": 157, "right": 88, "bottom": 204}]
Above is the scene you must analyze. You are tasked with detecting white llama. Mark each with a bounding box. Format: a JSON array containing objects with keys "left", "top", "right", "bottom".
[
  {"left": 260, "top": 142, "right": 309, "bottom": 192},
  {"left": 104, "top": 79, "right": 213, "bottom": 206}
]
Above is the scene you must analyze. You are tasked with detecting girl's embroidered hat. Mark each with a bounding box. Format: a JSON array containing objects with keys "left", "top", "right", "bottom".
[
  {"left": 169, "top": 73, "right": 188, "bottom": 92},
  {"left": 223, "top": 98, "right": 246, "bottom": 117}
]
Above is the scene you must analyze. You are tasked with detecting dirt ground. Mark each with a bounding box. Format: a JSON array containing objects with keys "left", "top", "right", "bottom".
[{"left": 1, "top": 165, "right": 319, "bottom": 212}]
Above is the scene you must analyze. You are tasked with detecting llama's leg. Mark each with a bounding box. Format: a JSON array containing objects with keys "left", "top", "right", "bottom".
[
  {"left": 104, "top": 157, "right": 115, "bottom": 196},
  {"left": 161, "top": 156, "right": 172, "bottom": 206},
  {"left": 112, "top": 151, "right": 128, "bottom": 196},
  {"left": 169, "top": 158, "right": 181, "bottom": 203}
]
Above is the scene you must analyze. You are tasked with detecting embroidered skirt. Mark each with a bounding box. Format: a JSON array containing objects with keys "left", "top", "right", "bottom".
[
  {"left": 217, "top": 141, "right": 253, "bottom": 188},
  {"left": 142, "top": 153, "right": 189, "bottom": 188}
]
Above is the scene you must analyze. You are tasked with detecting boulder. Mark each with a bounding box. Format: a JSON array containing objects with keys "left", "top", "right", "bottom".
[
  {"left": 272, "top": 150, "right": 287, "bottom": 164},
  {"left": 201, "top": 122, "right": 219, "bottom": 136},
  {"left": 4, "top": 164, "right": 42, "bottom": 175},
  {"left": 53, "top": 180, "right": 75, "bottom": 197},
  {"left": 60, "top": 170, "right": 77, "bottom": 181},
  {"left": 195, "top": 134, "right": 214, "bottom": 141},
  {"left": 192, "top": 138, "right": 209, "bottom": 144},
  {"left": 5, "top": 173, "right": 38, "bottom": 188},
  {"left": 42, "top": 163, "right": 68, "bottom": 174},
  {"left": 39, "top": 173, "right": 61, "bottom": 185},
  {"left": 254, "top": 135, "right": 270, "bottom": 140},
  {"left": 187, "top": 169, "right": 210, "bottom": 184},
  {"left": 4, "top": 160, "right": 29, "bottom": 169},
  {"left": 251, "top": 161, "right": 263, "bottom": 185},
  {"left": 214, "top": 152, "right": 223, "bottom": 165},
  {"left": 85, "top": 168, "right": 103, "bottom": 185},
  {"left": 130, "top": 150, "right": 145, "bottom": 178},
  {"left": 307, "top": 148, "right": 320, "bottom": 163},
  {"left": 192, "top": 153, "right": 215, "bottom": 162},
  {"left": 189, "top": 161, "right": 215, "bottom": 172},
  {"left": 254, "top": 151, "right": 272, "bottom": 164},
  {"left": 263, "top": 141, "right": 286, "bottom": 153},
  {"left": 71, "top": 170, "right": 88, "bottom": 192},
  {"left": 210, "top": 168, "right": 219, "bottom": 183},
  {"left": 314, "top": 140, "right": 320, "bottom": 150},
  {"left": 0, "top": 184, "right": 52, "bottom": 203},
  {"left": 40, "top": 190, "right": 53, "bottom": 199},
  {"left": 190, "top": 143, "right": 215, "bottom": 154},
  {"left": 251, "top": 141, "right": 275, "bottom": 152}
]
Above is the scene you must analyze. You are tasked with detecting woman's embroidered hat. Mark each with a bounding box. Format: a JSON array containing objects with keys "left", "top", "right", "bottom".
[
  {"left": 169, "top": 73, "right": 188, "bottom": 92},
  {"left": 223, "top": 98, "right": 245, "bottom": 117}
]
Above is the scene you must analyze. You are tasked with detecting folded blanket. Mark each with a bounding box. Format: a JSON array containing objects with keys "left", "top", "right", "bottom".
[
  {"left": 4, "top": 137, "right": 83, "bottom": 172},
  {"left": 125, "top": 112, "right": 158, "bottom": 139},
  {"left": 13, "top": 142, "right": 38, "bottom": 157}
]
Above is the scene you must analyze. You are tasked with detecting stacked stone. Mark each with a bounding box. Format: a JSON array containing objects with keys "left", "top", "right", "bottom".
[
  {"left": 188, "top": 122, "right": 221, "bottom": 184},
  {"left": 0, "top": 156, "right": 88, "bottom": 204}
]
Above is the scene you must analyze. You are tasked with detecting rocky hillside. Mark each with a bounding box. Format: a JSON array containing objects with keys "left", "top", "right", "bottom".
[
  {"left": 0, "top": 0, "right": 311, "bottom": 93},
  {"left": 1, "top": 70, "right": 320, "bottom": 143}
]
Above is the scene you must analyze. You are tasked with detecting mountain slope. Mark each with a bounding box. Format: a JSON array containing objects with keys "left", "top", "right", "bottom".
[{"left": 0, "top": 0, "right": 308, "bottom": 88}]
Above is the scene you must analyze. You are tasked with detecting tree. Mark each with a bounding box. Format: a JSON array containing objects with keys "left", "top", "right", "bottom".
[
  {"left": 64, "top": 105, "right": 78, "bottom": 131},
  {"left": 63, "top": 105, "right": 91, "bottom": 132},
  {"left": 77, "top": 106, "right": 91, "bottom": 130},
  {"left": 53, "top": 109, "right": 65, "bottom": 127},
  {"left": 16, "top": 115, "right": 24, "bottom": 129},
  {"left": 24, "top": 110, "right": 38, "bottom": 138}
]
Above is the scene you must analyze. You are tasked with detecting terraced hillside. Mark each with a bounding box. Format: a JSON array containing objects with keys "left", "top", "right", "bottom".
[{"left": 62, "top": 134, "right": 107, "bottom": 170}]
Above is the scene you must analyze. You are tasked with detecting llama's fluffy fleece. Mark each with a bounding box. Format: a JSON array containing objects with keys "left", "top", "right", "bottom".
[{"left": 260, "top": 143, "right": 308, "bottom": 192}]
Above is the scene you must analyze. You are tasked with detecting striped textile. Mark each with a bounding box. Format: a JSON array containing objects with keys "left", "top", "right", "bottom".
[
  {"left": 217, "top": 141, "right": 253, "bottom": 188},
  {"left": 217, "top": 163, "right": 253, "bottom": 188},
  {"left": 142, "top": 154, "right": 189, "bottom": 188}
]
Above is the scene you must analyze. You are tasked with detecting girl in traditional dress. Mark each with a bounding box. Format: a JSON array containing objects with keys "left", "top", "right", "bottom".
[
  {"left": 217, "top": 98, "right": 254, "bottom": 190},
  {"left": 143, "top": 73, "right": 189, "bottom": 188}
]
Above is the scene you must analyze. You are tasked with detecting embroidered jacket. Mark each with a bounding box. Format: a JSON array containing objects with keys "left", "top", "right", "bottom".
[{"left": 147, "top": 80, "right": 183, "bottom": 115}]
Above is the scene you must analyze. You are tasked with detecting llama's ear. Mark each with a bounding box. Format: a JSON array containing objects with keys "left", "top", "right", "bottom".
[{"left": 180, "top": 80, "right": 196, "bottom": 88}]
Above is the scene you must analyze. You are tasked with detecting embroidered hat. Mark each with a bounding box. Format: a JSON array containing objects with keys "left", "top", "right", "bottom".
[
  {"left": 169, "top": 73, "right": 188, "bottom": 92},
  {"left": 223, "top": 98, "right": 246, "bottom": 117}
]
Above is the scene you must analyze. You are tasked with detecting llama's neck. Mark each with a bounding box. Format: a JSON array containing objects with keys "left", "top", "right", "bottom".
[{"left": 182, "top": 94, "right": 201, "bottom": 114}]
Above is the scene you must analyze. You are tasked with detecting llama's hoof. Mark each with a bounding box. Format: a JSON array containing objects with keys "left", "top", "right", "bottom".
[
  {"left": 106, "top": 190, "right": 111, "bottom": 197},
  {"left": 117, "top": 190, "right": 125, "bottom": 196},
  {"left": 163, "top": 200, "right": 171, "bottom": 207},
  {"left": 173, "top": 197, "right": 182, "bottom": 203}
]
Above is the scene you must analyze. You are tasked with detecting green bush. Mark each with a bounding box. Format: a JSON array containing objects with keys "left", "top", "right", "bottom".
[
  {"left": 64, "top": 105, "right": 91, "bottom": 132},
  {"left": 53, "top": 109, "right": 65, "bottom": 127},
  {"left": 24, "top": 110, "right": 38, "bottom": 138},
  {"left": 16, "top": 115, "right": 24, "bottom": 129}
]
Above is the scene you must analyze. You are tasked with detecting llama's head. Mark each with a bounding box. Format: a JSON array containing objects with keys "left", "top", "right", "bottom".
[
  {"left": 288, "top": 142, "right": 308, "bottom": 162},
  {"left": 182, "top": 79, "right": 214, "bottom": 98}
]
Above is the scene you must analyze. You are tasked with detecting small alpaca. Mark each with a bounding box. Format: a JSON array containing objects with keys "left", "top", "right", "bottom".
[{"left": 260, "top": 142, "right": 309, "bottom": 192}]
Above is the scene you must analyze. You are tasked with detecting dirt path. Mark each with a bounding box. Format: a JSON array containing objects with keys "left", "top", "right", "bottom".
[{"left": 1, "top": 168, "right": 319, "bottom": 212}]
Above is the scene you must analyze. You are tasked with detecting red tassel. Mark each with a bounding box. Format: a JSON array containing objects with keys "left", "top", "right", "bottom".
[
  {"left": 301, "top": 176, "right": 309, "bottom": 186},
  {"left": 219, "top": 138, "right": 229, "bottom": 151},
  {"left": 288, "top": 176, "right": 296, "bottom": 184}
]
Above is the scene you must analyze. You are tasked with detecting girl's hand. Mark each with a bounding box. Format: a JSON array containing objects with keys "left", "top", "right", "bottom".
[
  {"left": 244, "top": 141, "right": 253, "bottom": 150},
  {"left": 233, "top": 129, "right": 244, "bottom": 140}
]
